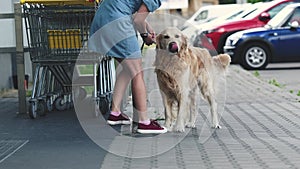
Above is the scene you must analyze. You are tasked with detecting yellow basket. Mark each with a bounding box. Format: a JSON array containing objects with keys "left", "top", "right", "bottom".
[
  {"left": 47, "top": 29, "right": 82, "bottom": 49},
  {"left": 20, "top": 0, "right": 100, "bottom": 6}
]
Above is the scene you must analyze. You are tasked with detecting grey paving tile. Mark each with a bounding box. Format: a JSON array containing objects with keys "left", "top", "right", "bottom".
[{"left": 99, "top": 55, "right": 300, "bottom": 169}]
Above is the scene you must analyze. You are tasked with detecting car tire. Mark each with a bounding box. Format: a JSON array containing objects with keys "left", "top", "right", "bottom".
[{"left": 241, "top": 43, "right": 270, "bottom": 70}]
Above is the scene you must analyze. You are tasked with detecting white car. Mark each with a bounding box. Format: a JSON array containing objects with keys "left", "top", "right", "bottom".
[
  {"left": 181, "top": 4, "right": 250, "bottom": 30},
  {"left": 182, "top": 3, "right": 264, "bottom": 44}
]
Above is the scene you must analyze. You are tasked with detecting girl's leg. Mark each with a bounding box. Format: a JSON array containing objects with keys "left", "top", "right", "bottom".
[
  {"left": 131, "top": 65, "right": 148, "bottom": 121},
  {"left": 111, "top": 58, "right": 148, "bottom": 121},
  {"left": 107, "top": 58, "right": 133, "bottom": 125},
  {"left": 110, "top": 66, "right": 131, "bottom": 113},
  {"left": 109, "top": 58, "right": 167, "bottom": 133}
]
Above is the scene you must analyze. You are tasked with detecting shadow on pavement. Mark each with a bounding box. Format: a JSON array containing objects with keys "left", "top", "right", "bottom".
[{"left": 0, "top": 98, "right": 107, "bottom": 169}]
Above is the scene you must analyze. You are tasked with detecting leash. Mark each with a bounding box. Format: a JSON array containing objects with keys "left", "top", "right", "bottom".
[{"left": 141, "top": 42, "right": 145, "bottom": 51}]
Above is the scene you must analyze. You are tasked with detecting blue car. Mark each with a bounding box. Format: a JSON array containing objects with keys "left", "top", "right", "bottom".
[{"left": 224, "top": 3, "right": 300, "bottom": 70}]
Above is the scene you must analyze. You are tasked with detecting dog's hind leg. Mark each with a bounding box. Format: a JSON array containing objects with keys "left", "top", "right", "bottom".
[
  {"left": 207, "top": 94, "right": 221, "bottom": 129},
  {"left": 200, "top": 82, "right": 221, "bottom": 129}
]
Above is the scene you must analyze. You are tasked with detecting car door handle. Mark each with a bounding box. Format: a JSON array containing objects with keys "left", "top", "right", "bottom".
[{"left": 269, "top": 32, "right": 278, "bottom": 36}]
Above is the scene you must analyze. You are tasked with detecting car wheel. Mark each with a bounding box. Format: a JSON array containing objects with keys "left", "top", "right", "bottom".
[{"left": 241, "top": 43, "right": 270, "bottom": 70}]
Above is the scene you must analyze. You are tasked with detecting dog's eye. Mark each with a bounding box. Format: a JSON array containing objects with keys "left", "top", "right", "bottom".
[
  {"left": 164, "top": 35, "right": 170, "bottom": 39},
  {"left": 175, "top": 35, "right": 180, "bottom": 38}
]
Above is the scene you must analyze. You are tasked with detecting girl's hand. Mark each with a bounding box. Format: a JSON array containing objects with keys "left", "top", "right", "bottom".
[{"left": 141, "top": 33, "right": 156, "bottom": 46}]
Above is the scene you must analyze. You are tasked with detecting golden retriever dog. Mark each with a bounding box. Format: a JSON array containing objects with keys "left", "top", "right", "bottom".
[{"left": 154, "top": 27, "right": 231, "bottom": 132}]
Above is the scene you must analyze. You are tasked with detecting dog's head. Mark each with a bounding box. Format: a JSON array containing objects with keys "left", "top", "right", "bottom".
[{"left": 156, "top": 27, "right": 188, "bottom": 54}]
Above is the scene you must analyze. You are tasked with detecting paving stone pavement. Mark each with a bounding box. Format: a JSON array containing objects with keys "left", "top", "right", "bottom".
[{"left": 99, "top": 48, "right": 300, "bottom": 169}]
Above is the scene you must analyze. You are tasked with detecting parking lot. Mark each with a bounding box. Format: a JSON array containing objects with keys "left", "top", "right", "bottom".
[{"left": 252, "top": 62, "right": 300, "bottom": 95}]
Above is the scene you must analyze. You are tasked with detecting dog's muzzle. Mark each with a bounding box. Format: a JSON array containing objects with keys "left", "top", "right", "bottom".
[{"left": 168, "top": 42, "right": 178, "bottom": 53}]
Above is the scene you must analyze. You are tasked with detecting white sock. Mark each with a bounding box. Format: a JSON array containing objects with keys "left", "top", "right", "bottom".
[
  {"left": 139, "top": 119, "right": 151, "bottom": 125},
  {"left": 110, "top": 111, "right": 121, "bottom": 116}
]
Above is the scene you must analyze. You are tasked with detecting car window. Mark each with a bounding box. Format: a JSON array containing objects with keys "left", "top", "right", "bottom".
[
  {"left": 268, "top": 5, "right": 294, "bottom": 27},
  {"left": 243, "top": 1, "right": 292, "bottom": 19},
  {"left": 207, "top": 9, "right": 244, "bottom": 22},
  {"left": 242, "top": 3, "right": 271, "bottom": 19},
  {"left": 227, "top": 10, "right": 244, "bottom": 20},
  {"left": 283, "top": 7, "right": 300, "bottom": 27},
  {"left": 268, "top": 3, "right": 292, "bottom": 19},
  {"left": 206, "top": 17, "right": 217, "bottom": 22},
  {"left": 194, "top": 10, "right": 208, "bottom": 21},
  {"left": 241, "top": 8, "right": 258, "bottom": 18}
]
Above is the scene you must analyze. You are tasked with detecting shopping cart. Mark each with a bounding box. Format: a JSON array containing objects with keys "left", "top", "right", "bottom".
[{"left": 21, "top": 0, "right": 115, "bottom": 119}]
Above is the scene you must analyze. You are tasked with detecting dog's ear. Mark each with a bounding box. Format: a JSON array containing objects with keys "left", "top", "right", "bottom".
[{"left": 156, "top": 34, "right": 162, "bottom": 49}]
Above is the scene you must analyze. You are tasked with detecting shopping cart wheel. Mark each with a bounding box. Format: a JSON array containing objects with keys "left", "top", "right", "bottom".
[
  {"left": 99, "top": 97, "right": 109, "bottom": 115},
  {"left": 54, "top": 96, "right": 67, "bottom": 111},
  {"left": 46, "top": 98, "right": 54, "bottom": 112},
  {"left": 28, "top": 102, "right": 37, "bottom": 119},
  {"left": 28, "top": 101, "right": 46, "bottom": 119}
]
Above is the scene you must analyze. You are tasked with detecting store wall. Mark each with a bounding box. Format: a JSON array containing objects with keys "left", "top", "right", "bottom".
[{"left": 0, "top": 0, "right": 32, "bottom": 89}]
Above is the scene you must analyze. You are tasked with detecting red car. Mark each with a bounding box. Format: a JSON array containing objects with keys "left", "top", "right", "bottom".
[{"left": 195, "top": 0, "right": 294, "bottom": 54}]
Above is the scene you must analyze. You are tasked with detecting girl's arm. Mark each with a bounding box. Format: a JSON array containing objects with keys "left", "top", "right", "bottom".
[{"left": 133, "top": 3, "right": 156, "bottom": 45}]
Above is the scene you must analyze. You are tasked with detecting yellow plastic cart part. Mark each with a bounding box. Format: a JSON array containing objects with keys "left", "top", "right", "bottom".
[
  {"left": 20, "top": 0, "right": 100, "bottom": 6},
  {"left": 47, "top": 29, "right": 82, "bottom": 49}
]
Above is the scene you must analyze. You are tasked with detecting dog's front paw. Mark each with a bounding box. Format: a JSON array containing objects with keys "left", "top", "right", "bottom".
[
  {"left": 185, "top": 122, "right": 196, "bottom": 128},
  {"left": 212, "top": 124, "right": 222, "bottom": 129},
  {"left": 174, "top": 126, "right": 185, "bottom": 132},
  {"left": 164, "top": 122, "right": 173, "bottom": 132}
]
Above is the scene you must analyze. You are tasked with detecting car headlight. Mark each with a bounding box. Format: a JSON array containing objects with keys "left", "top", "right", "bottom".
[{"left": 227, "top": 32, "right": 243, "bottom": 46}]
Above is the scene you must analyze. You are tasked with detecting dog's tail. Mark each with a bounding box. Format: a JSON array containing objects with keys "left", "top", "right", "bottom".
[
  {"left": 213, "top": 54, "right": 231, "bottom": 69},
  {"left": 210, "top": 54, "right": 231, "bottom": 99}
]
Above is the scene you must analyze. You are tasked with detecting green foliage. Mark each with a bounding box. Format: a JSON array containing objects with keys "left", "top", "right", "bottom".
[
  {"left": 26, "top": 90, "right": 32, "bottom": 97},
  {"left": 82, "top": 86, "right": 94, "bottom": 95},
  {"left": 268, "top": 79, "right": 285, "bottom": 88},
  {"left": 78, "top": 65, "right": 93, "bottom": 75},
  {"left": 253, "top": 70, "right": 260, "bottom": 78}
]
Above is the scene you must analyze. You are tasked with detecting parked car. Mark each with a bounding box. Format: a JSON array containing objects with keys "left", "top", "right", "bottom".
[
  {"left": 182, "top": 4, "right": 253, "bottom": 41},
  {"left": 194, "top": 0, "right": 294, "bottom": 54},
  {"left": 224, "top": 3, "right": 300, "bottom": 70},
  {"left": 181, "top": 4, "right": 249, "bottom": 30}
]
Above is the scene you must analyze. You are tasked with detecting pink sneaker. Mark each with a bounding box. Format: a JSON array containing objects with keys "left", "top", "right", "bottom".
[
  {"left": 107, "top": 113, "right": 132, "bottom": 125},
  {"left": 137, "top": 120, "right": 167, "bottom": 134}
]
